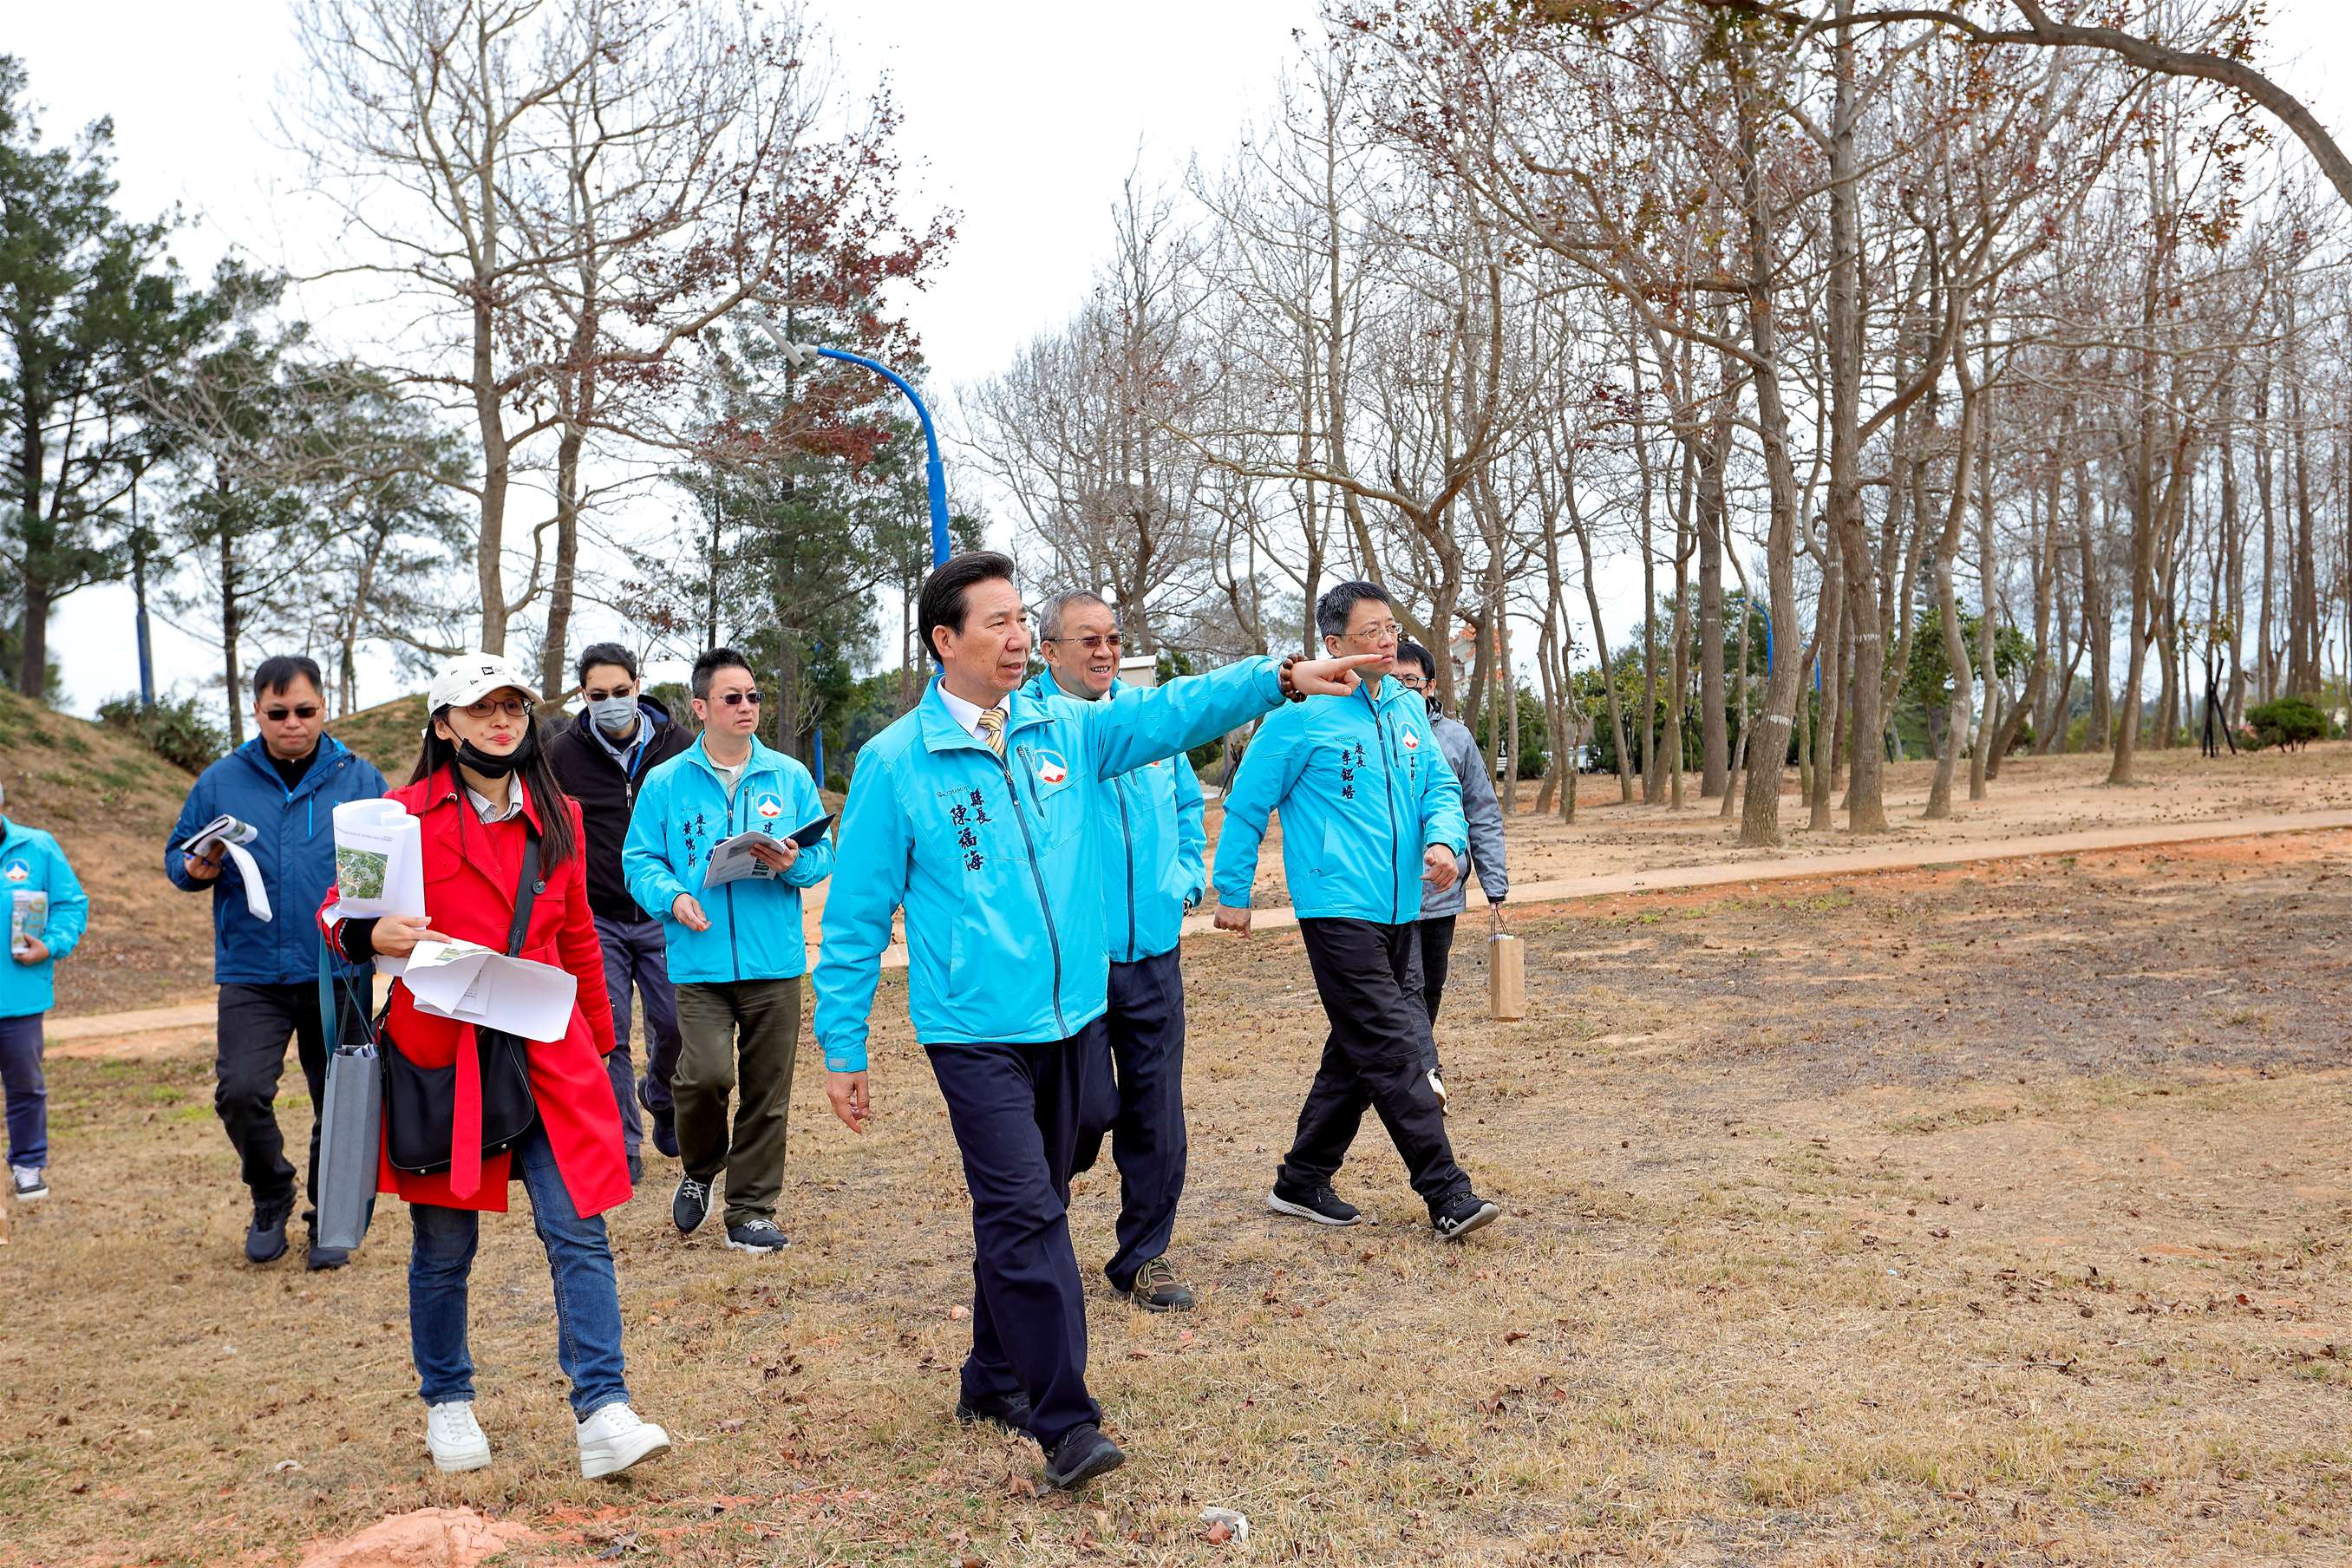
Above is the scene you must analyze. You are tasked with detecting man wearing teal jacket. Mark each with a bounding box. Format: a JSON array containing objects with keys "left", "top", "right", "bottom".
[
  {"left": 622, "top": 649, "right": 833, "bottom": 1256},
  {"left": 1020, "top": 591, "right": 1206, "bottom": 1314},
  {"left": 1, "top": 781, "right": 90, "bottom": 1200},
  {"left": 1213, "top": 580, "right": 1500, "bottom": 1242},
  {"left": 815, "top": 551, "right": 1376, "bottom": 1490}
]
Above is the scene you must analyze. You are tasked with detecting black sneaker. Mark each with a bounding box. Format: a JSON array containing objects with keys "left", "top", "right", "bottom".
[
  {"left": 627, "top": 1153, "right": 644, "bottom": 1187},
  {"left": 1266, "top": 1180, "right": 1362, "bottom": 1227},
  {"left": 648, "top": 1106, "right": 680, "bottom": 1160},
  {"left": 672, "top": 1175, "right": 712, "bottom": 1235},
  {"left": 1042, "top": 1422, "right": 1125, "bottom": 1489},
  {"left": 305, "top": 1238, "right": 351, "bottom": 1271},
  {"left": 954, "top": 1387, "right": 1034, "bottom": 1437},
  {"left": 723, "top": 1218, "right": 790, "bottom": 1254},
  {"left": 1125, "top": 1255, "right": 1194, "bottom": 1313},
  {"left": 1431, "top": 1191, "right": 1500, "bottom": 1241},
  {"left": 245, "top": 1194, "right": 294, "bottom": 1264}
]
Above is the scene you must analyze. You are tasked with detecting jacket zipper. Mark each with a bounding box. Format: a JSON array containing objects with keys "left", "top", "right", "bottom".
[
  {"left": 1114, "top": 774, "right": 1136, "bottom": 962},
  {"left": 1366, "top": 686, "right": 1406, "bottom": 922},
  {"left": 722, "top": 766, "right": 742, "bottom": 983},
  {"left": 1009, "top": 743, "right": 1069, "bottom": 1036}
]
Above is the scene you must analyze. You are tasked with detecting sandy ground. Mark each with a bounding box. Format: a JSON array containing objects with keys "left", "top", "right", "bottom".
[{"left": 6, "top": 824, "right": 2352, "bottom": 1565}]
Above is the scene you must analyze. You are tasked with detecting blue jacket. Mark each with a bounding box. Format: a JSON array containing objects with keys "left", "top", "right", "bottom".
[
  {"left": 1, "top": 819, "right": 90, "bottom": 1018},
  {"left": 1212, "top": 675, "right": 1469, "bottom": 924},
  {"left": 165, "top": 736, "right": 389, "bottom": 984},
  {"left": 815, "top": 657, "right": 1284, "bottom": 1072},
  {"left": 1018, "top": 672, "right": 1205, "bottom": 963},
  {"left": 621, "top": 735, "right": 833, "bottom": 983}
]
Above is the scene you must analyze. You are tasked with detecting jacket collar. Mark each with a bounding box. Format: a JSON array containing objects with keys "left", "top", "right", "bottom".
[
  {"left": 235, "top": 734, "right": 352, "bottom": 800},
  {"left": 420, "top": 761, "right": 547, "bottom": 835},
  {"left": 918, "top": 675, "right": 1053, "bottom": 755},
  {"left": 685, "top": 731, "right": 781, "bottom": 784}
]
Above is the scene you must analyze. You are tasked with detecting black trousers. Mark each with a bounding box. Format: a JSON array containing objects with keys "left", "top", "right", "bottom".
[
  {"left": 1416, "top": 914, "right": 1459, "bottom": 1073},
  {"left": 926, "top": 1018, "right": 1108, "bottom": 1450},
  {"left": 1070, "top": 949, "right": 1189, "bottom": 1292},
  {"left": 1278, "top": 918, "right": 1471, "bottom": 1210},
  {"left": 214, "top": 982, "right": 367, "bottom": 1210}
]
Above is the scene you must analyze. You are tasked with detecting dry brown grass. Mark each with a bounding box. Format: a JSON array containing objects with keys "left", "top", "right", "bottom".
[{"left": 6, "top": 835, "right": 2352, "bottom": 1566}]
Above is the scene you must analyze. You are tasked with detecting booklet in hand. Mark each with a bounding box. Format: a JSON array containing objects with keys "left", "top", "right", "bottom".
[
  {"left": 180, "top": 814, "right": 272, "bottom": 923},
  {"left": 701, "top": 815, "right": 833, "bottom": 891},
  {"left": 10, "top": 890, "right": 47, "bottom": 957}
]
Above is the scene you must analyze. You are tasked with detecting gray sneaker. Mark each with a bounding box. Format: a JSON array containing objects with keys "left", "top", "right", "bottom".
[{"left": 724, "top": 1218, "right": 790, "bottom": 1254}]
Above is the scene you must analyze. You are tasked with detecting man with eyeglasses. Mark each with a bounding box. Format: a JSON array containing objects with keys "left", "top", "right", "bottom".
[
  {"left": 1017, "top": 591, "right": 1205, "bottom": 1314},
  {"left": 1212, "top": 581, "right": 1502, "bottom": 1242},
  {"left": 622, "top": 648, "right": 832, "bottom": 1256},
  {"left": 1391, "top": 639, "right": 1510, "bottom": 1075},
  {"left": 166, "top": 654, "right": 389, "bottom": 1269},
  {"left": 546, "top": 643, "right": 696, "bottom": 1184}
]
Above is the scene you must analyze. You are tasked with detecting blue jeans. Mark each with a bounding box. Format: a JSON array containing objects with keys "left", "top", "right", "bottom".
[
  {"left": 0, "top": 1013, "right": 46, "bottom": 1169},
  {"left": 408, "top": 1124, "right": 630, "bottom": 1419},
  {"left": 595, "top": 914, "right": 681, "bottom": 1154}
]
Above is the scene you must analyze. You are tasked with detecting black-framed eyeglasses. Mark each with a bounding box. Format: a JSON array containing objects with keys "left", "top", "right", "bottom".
[
  {"left": 714, "top": 690, "right": 763, "bottom": 707},
  {"left": 1043, "top": 633, "right": 1125, "bottom": 653},
  {"left": 263, "top": 704, "right": 322, "bottom": 722},
  {"left": 464, "top": 696, "right": 532, "bottom": 720}
]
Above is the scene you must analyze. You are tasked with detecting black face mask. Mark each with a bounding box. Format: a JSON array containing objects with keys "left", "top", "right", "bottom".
[{"left": 454, "top": 722, "right": 539, "bottom": 778}]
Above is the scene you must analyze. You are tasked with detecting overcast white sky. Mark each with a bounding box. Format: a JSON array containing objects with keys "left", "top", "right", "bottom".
[{"left": 11, "top": 1, "right": 2352, "bottom": 718}]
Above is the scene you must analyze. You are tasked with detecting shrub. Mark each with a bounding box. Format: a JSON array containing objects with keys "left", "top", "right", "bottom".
[
  {"left": 2244, "top": 696, "right": 2326, "bottom": 753},
  {"left": 96, "top": 694, "right": 228, "bottom": 775}
]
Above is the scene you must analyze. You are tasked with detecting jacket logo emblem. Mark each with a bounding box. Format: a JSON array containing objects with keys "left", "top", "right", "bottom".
[
  {"left": 2, "top": 860, "right": 26, "bottom": 884},
  {"left": 1401, "top": 729, "right": 1421, "bottom": 751},
  {"left": 755, "top": 794, "right": 783, "bottom": 820},
  {"left": 1035, "top": 752, "right": 1068, "bottom": 786}
]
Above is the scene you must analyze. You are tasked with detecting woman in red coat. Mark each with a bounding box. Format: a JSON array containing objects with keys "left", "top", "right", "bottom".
[{"left": 321, "top": 652, "right": 670, "bottom": 1480}]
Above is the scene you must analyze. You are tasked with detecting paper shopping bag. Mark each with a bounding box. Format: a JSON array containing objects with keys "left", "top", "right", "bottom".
[{"left": 1488, "top": 931, "right": 1526, "bottom": 1021}]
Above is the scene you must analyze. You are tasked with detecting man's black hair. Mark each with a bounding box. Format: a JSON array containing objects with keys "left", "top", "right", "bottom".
[
  {"left": 577, "top": 642, "right": 638, "bottom": 686},
  {"left": 691, "top": 647, "right": 755, "bottom": 699},
  {"left": 1395, "top": 638, "right": 1437, "bottom": 681},
  {"left": 918, "top": 550, "right": 1018, "bottom": 663},
  {"left": 252, "top": 654, "right": 323, "bottom": 702},
  {"left": 1316, "top": 579, "right": 1393, "bottom": 642}
]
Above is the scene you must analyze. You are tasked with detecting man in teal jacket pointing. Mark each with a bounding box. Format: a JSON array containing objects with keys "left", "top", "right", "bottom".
[
  {"left": 1213, "top": 580, "right": 1501, "bottom": 1243},
  {"left": 815, "top": 551, "right": 1377, "bottom": 1489}
]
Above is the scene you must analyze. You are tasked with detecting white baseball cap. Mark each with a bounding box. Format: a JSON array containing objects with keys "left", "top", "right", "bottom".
[{"left": 426, "top": 651, "right": 542, "bottom": 714}]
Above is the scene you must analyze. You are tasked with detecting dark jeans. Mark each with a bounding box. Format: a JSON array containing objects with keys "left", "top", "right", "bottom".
[
  {"left": 0, "top": 1013, "right": 46, "bottom": 1169},
  {"left": 408, "top": 1122, "right": 631, "bottom": 1419},
  {"left": 927, "top": 1021, "right": 1106, "bottom": 1450},
  {"left": 1277, "top": 918, "right": 1471, "bottom": 1211},
  {"left": 673, "top": 978, "right": 800, "bottom": 1225},
  {"left": 1070, "top": 951, "right": 1189, "bottom": 1291},
  {"left": 215, "top": 982, "right": 366, "bottom": 1210},
  {"left": 1416, "top": 914, "right": 1458, "bottom": 1072},
  {"left": 594, "top": 914, "right": 681, "bottom": 1157}
]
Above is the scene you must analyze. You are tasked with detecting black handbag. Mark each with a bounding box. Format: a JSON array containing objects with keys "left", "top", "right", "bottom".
[{"left": 382, "top": 824, "right": 545, "bottom": 1177}]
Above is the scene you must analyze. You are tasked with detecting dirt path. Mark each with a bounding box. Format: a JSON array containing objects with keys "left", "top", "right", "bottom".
[{"left": 52, "top": 805, "right": 2352, "bottom": 1058}]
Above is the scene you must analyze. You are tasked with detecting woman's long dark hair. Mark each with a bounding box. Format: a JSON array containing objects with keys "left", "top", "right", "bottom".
[{"left": 408, "top": 709, "right": 577, "bottom": 866}]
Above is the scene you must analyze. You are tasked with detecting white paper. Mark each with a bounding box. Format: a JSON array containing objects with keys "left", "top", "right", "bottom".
[
  {"left": 702, "top": 829, "right": 785, "bottom": 890},
  {"left": 10, "top": 890, "right": 47, "bottom": 956},
  {"left": 329, "top": 799, "right": 426, "bottom": 974},
  {"left": 180, "top": 814, "right": 271, "bottom": 923},
  {"left": 403, "top": 939, "right": 578, "bottom": 1042}
]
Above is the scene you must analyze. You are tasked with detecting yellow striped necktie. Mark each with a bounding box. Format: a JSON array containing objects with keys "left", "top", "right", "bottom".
[{"left": 976, "top": 706, "right": 1006, "bottom": 758}]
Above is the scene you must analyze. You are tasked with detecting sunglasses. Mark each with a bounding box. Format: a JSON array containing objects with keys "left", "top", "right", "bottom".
[
  {"left": 1044, "top": 633, "right": 1124, "bottom": 653},
  {"left": 710, "top": 690, "right": 763, "bottom": 707},
  {"left": 464, "top": 697, "right": 532, "bottom": 720},
  {"left": 262, "top": 704, "right": 322, "bottom": 722}
]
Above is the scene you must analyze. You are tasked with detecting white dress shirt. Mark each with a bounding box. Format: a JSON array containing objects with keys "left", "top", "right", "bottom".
[{"left": 937, "top": 684, "right": 1003, "bottom": 742}]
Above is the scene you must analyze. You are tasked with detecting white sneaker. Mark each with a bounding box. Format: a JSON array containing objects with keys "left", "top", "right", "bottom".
[
  {"left": 424, "top": 1400, "right": 492, "bottom": 1473},
  {"left": 577, "top": 1401, "right": 670, "bottom": 1480},
  {"left": 10, "top": 1166, "right": 47, "bottom": 1200}
]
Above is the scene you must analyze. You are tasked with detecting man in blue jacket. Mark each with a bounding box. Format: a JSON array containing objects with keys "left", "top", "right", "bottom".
[
  {"left": 2, "top": 779, "right": 90, "bottom": 1201},
  {"left": 815, "top": 551, "right": 1375, "bottom": 1490},
  {"left": 622, "top": 648, "right": 833, "bottom": 1258},
  {"left": 1021, "top": 591, "right": 1205, "bottom": 1314},
  {"left": 1212, "top": 582, "right": 1501, "bottom": 1242},
  {"left": 166, "top": 655, "right": 388, "bottom": 1269}
]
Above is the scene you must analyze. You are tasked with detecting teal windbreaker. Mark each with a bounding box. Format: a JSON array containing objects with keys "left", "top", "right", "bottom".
[
  {"left": 1017, "top": 672, "right": 1205, "bottom": 963},
  {"left": 0, "top": 819, "right": 89, "bottom": 1018},
  {"left": 1212, "top": 674, "right": 1469, "bottom": 924},
  {"left": 814, "top": 657, "right": 1284, "bottom": 1072},
  {"left": 620, "top": 735, "right": 833, "bottom": 983}
]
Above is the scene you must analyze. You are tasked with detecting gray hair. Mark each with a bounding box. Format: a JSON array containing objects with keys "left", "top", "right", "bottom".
[{"left": 1038, "top": 590, "right": 1114, "bottom": 644}]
